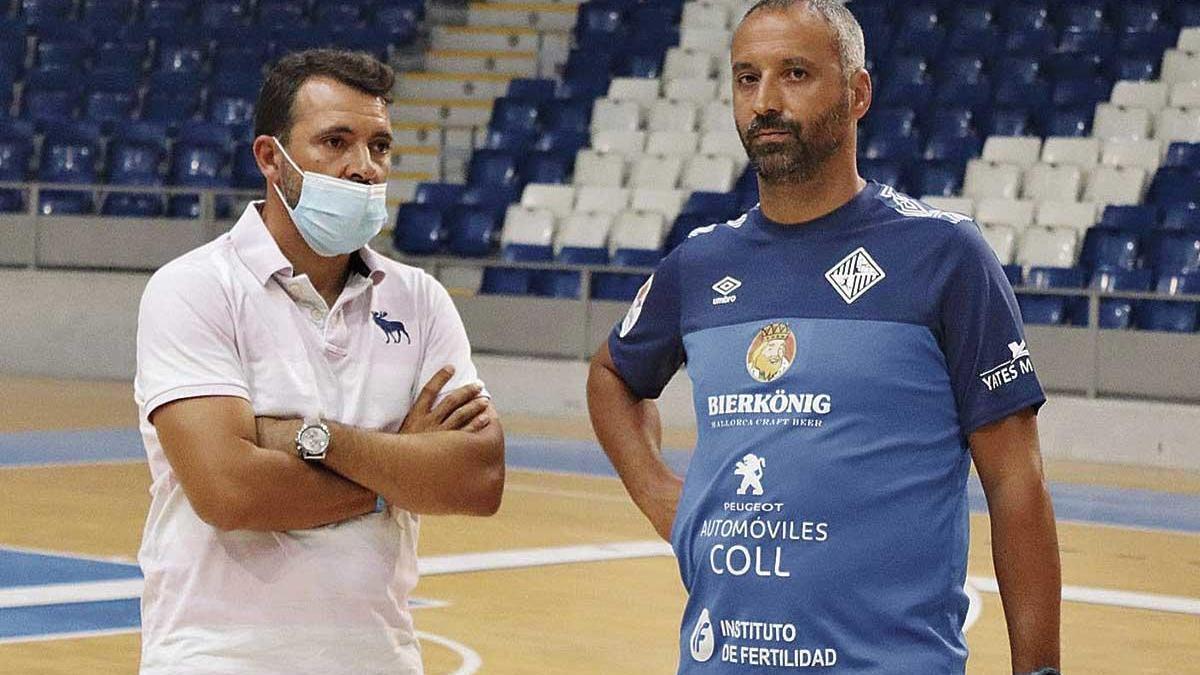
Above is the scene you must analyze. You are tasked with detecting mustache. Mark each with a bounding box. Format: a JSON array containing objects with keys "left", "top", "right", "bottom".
[{"left": 746, "top": 113, "right": 801, "bottom": 138}]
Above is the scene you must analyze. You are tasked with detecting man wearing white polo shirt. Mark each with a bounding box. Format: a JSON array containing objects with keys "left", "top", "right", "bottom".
[{"left": 134, "top": 50, "right": 504, "bottom": 674}]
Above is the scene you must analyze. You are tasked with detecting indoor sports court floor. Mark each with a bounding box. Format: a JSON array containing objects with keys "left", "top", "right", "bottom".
[{"left": 0, "top": 376, "right": 1197, "bottom": 674}]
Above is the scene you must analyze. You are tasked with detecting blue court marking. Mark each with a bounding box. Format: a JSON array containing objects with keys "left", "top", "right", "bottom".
[
  {"left": 0, "top": 428, "right": 144, "bottom": 466},
  {"left": 0, "top": 550, "right": 140, "bottom": 588},
  {"left": 0, "top": 599, "right": 141, "bottom": 640}
]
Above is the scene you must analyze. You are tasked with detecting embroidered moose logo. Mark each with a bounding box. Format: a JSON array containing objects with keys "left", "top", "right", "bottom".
[{"left": 371, "top": 311, "right": 411, "bottom": 344}]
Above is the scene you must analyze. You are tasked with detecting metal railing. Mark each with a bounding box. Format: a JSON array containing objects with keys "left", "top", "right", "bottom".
[{"left": 0, "top": 180, "right": 261, "bottom": 221}]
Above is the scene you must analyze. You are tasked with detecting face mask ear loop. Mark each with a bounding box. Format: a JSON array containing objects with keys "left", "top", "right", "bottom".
[{"left": 272, "top": 136, "right": 307, "bottom": 207}]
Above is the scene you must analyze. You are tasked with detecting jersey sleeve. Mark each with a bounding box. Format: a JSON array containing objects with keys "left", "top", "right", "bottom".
[
  {"left": 939, "top": 224, "right": 1046, "bottom": 436},
  {"left": 606, "top": 248, "right": 686, "bottom": 400},
  {"left": 416, "top": 274, "right": 487, "bottom": 406},
  {"left": 135, "top": 263, "right": 250, "bottom": 420}
]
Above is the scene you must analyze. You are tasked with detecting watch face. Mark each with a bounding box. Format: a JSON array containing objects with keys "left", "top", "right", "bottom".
[{"left": 300, "top": 426, "right": 329, "bottom": 452}]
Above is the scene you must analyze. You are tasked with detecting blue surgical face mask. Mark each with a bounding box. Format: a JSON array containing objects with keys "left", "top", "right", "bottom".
[{"left": 272, "top": 137, "right": 389, "bottom": 257}]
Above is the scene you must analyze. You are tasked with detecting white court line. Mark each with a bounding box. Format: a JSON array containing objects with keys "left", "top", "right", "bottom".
[
  {"left": 420, "top": 540, "right": 672, "bottom": 576},
  {"left": 504, "top": 482, "right": 632, "bottom": 503},
  {"left": 968, "top": 576, "right": 1200, "bottom": 615},
  {"left": 963, "top": 581, "right": 983, "bottom": 633},
  {"left": 0, "top": 579, "right": 143, "bottom": 610},
  {"left": 0, "top": 543, "right": 138, "bottom": 565},
  {"left": 415, "top": 630, "right": 483, "bottom": 675},
  {"left": 0, "top": 626, "right": 139, "bottom": 645}
]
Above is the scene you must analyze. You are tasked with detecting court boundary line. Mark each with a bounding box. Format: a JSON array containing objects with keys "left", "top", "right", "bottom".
[{"left": 415, "top": 630, "right": 483, "bottom": 675}]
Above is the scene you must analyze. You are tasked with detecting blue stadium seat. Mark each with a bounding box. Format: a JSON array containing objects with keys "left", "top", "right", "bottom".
[
  {"left": 22, "top": 66, "right": 82, "bottom": 124},
  {"left": 1078, "top": 268, "right": 1153, "bottom": 329},
  {"left": 924, "top": 133, "right": 980, "bottom": 164},
  {"left": 863, "top": 135, "right": 921, "bottom": 161},
  {"left": 38, "top": 120, "right": 102, "bottom": 215},
  {"left": 84, "top": 67, "right": 140, "bottom": 129},
  {"left": 1169, "top": 1, "right": 1200, "bottom": 27},
  {"left": 619, "top": 48, "right": 666, "bottom": 79},
  {"left": 414, "top": 182, "right": 465, "bottom": 211},
  {"left": 93, "top": 40, "right": 148, "bottom": 72},
  {"left": 1057, "top": 28, "right": 1116, "bottom": 57},
  {"left": 1107, "top": 55, "right": 1158, "bottom": 81},
  {"left": 1056, "top": 1, "right": 1106, "bottom": 32},
  {"left": 489, "top": 98, "right": 540, "bottom": 133},
  {"left": 230, "top": 143, "right": 262, "bottom": 189},
  {"left": 143, "top": 71, "right": 204, "bottom": 127},
  {"left": 1117, "top": 27, "right": 1176, "bottom": 57},
  {"left": 1147, "top": 233, "right": 1200, "bottom": 275},
  {"left": 1148, "top": 168, "right": 1200, "bottom": 207},
  {"left": 1002, "top": 25, "right": 1055, "bottom": 55},
  {"left": 103, "top": 122, "right": 168, "bottom": 217},
  {"left": 467, "top": 150, "right": 521, "bottom": 189},
  {"left": 314, "top": 2, "right": 363, "bottom": 26},
  {"left": 1163, "top": 143, "right": 1200, "bottom": 171},
  {"left": 859, "top": 159, "right": 904, "bottom": 191},
  {"left": 393, "top": 203, "right": 444, "bottom": 255},
  {"left": 993, "top": 56, "right": 1042, "bottom": 86},
  {"left": 82, "top": 0, "right": 134, "bottom": 23},
  {"left": 925, "top": 107, "right": 976, "bottom": 137},
  {"left": 211, "top": 44, "right": 269, "bottom": 78},
  {"left": 1114, "top": 1, "right": 1164, "bottom": 33},
  {"left": 156, "top": 40, "right": 208, "bottom": 75},
  {"left": 0, "top": 20, "right": 26, "bottom": 71},
  {"left": 993, "top": 69, "right": 1051, "bottom": 109},
  {"left": 1052, "top": 76, "right": 1112, "bottom": 108},
  {"left": 1003, "top": 264, "right": 1023, "bottom": 287},
  {"left": 1136, "top": 273, "right": 1200, "bottom": 332},
  {"left": 143, "top": 0, "right": 194, "bottom": 29},
  {"left": 574, "top": 3, "right": 626, "bottom": 46},
  {"left": 1045, "top": 53, "right": 1104, "bottom": 80},
  {"left": 593, "top": 269, "right": 653, "bottom": 301},
  {"left": 0, "top": 119, "right": 35, "bottom": 212},
  {"left": 535, "top": 129, "right": 589, "bottom": 156},
  {"left": 1161, "top": 204, "right": 1200, "bottom": 232},
  {"left": 540, "top": 99, "right": 592, "bottom": 134},
  {"left": 908, "top": 160, "right": 964, "bottom": 197},
  {"left": 482, "top": 128, "right": 537, "bottom": 153},
  {"left": 458, "top": 184, "right": 520, "bottom": 221},
  {"left": 258, "top": 0, "right": 307, "bottom": 31},
  {"left": 200, "top": 1, "right": 249, "bottom": 29},
  {"left": 208, "top": 95, "right": 255, "bottom": 129},
  {"left": 34, "top": 25, "right": 92, "bottom": 69},
  {"left": 999, "top": 1, "right": 1050, "bottom": 31},
  {"left": 891, "top": 6, "right": 944, "bottom": 57},
  {"left": 446, "top": 206, "right": 497, "bottom": 257},
  {"left": 561, "top": 56, "right": 613, "bottom": 99},
  {"left": 876, "top": 57, "right": 932, "bottom": 108},
  {"left": 665, "top": 213, "right": 709, "bottom": 253},
  {"left": 1099, "top": 205, "right": 1158, "bottom": 232},
  {"left": 679, "top": 191, "right": 740, "bottom": 221},
  {"left": 520, "top": 152, "right": 573, "bottom": 185},
  {"left": 984, "top": 107, "right": 1037, "bottom": 136},
  {"left": 1043, "top": 107, "right": 1093, "bottom": 137},
  {"left": 1018, "top": 266, "right": 1087, "bottom": 325},
  {"left": 1080, "top": 229, "right": 1140, "bottom": 271},
  {"left": 535, "top": 245, "right": 609, "bottom": 299},
  {"left": 506, "top": 79, "right": 556, "bottom": 103},
  {"left": 864, "top": 106, "right": 917, "bottom": 140},
  {"left": 21, "top": 0, "right": 74, "bottom": 26},
  {"left": 168, "top": 122, "right": 233, "bottom": 218},
  {"left": 943, "top": 9, "right": 999, "bottom": 57}
]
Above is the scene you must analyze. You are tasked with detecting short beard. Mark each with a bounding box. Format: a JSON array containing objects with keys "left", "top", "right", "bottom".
[
  {"left": 740, "top": 96, "right": 850, "bottom": 185},
  {"left": 278, "top": 161, "right": 304, "bottom": 208}
]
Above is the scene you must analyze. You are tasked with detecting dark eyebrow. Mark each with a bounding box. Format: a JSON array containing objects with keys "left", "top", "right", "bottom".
[
  {"left": 780, "top": 56, "right": 817, "bottom": 69},
  {"left": 314, "top": 125, "right": 355, "bottom": 137},
  {"left": 732, "top": 61, "right": 755, "bottom": 72}
]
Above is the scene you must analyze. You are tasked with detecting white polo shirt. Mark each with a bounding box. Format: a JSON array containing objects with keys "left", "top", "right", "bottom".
[{"left": 134, "top": 202, "right": 484, "bottom": 674}]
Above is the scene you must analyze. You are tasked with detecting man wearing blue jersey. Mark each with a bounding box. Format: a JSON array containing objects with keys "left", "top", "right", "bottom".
[{"left": 586, "top": 1, "right": 1062, "bottom": 673}]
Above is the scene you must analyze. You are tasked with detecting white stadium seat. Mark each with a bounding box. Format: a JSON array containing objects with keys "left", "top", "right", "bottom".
[
  {"left": 628, "top": 154, "right": 684, "bottom": 189},
  {"left": 1110, "top": 81, "right": 1169, "bottom": 111},
  {"left": 664, "top": 78, "right": 720, "bottom": 103},
  {"left": 700, "top": 129, "right": 746, "bottom": 159},
  {"left": 681, "top": 1, "right": 729, "bottom": 29},
  {"left": 1091, "top": 104, "right": 1153, "bottom": 140},
  {"left": 631, "top": 188, "right": 688, "bottom": 220},
  {"left": 663, "top": 47, "right": 717, "bottom": 81},
  {"left": 1179, "top": 27, "right": 1200, "bottom": 52},
  {"left": 981, "top": 136, "right": 1043, "bottom": 168},
  {"left": 555, "top": 211, "right": 613, "bottom": 253},
  {"left": 500, "top": 206, "right": 555, "bottom": 247},
  {"left": 700, "top": 100, "right": 736, "bottom": 132},
  {"left": 590, "top": 98, "right": 642, "bottom": 132},
  {"left": 1100, "top": 138, "right": 1162, "bottom": 172},
  {"left": 646, "top": 130, "right": 701, "bottom": 156},
  {"left": 575, "top": 186, "right": 631, "bottom": 214},
  {"left": 680, "top": 154, "right": 736, "bottom": 192},
  {"left": 606, "top": 77, "right": 662, "bottom": 104},
  {"left": 1170, "top": 81, "right": 1200, "bottom": 108},
  {"left": 1084, "top": 165, "right": 1148, "bottom": 206},
  {"left": 975, "top": 197, "right": 1036, "bottom": 229},
  {"left": 920, "top": 196, "right": 975, "bottom": 216},
  {"left": 1017, "top": 226, "right": 1079, "bottom": 269},
  {"left": 963, "top": 160, "right": 1022, "bottom": 199},
  {"left": 1036, "top": 200, "right": 1099, "bottom": 230},
  {"left": 979, "top": 223, "right": 1017, "bottom": 264},
  {"left": 591, "top": 129, "right": 646, "bottom": 155},
  {"left": 573, "top": 150, "right": 626, "bottom": 187},
  {"left": 680, "top": 27, "right": 733, "bottom": 56},
  {"left": 1161, "top": 49, "right": 1200, "bottom": 85},
  {"left": 1155, "top": 107, "right": 1200, "bottom": 142},
  {"left": 610, "top": 211, "right": 666, "bottom": 253},
  {"left": 521, "top": 184, "right": 576, "bottom": 219},
  {"left": 1023, "top": 163, "right": 1083, "bottom": 201},
  {"left": 1040, "top": 137, "right": 1101, "bottom": 169},
  {"left": 647, "top": 98, "right": 698, "bottom": 131}
]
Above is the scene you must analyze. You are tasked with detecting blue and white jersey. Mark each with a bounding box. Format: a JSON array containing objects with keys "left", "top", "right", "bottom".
[{"left": 608, "top": 182, "right": 1045, "bottom": 673}]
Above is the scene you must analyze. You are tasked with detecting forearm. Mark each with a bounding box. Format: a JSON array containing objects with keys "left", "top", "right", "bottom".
[
  {"left": 321, "top": 419, "right": 505, "bottom": 516},
  {"left": 987, "top": 478, "right": 1062, "bottom": 672},
  {"left": 587, "top": 358, "right": 682, "bottom": 536},
  {"left": 204, "top": 438, "right": 376, "bottom": 531}
]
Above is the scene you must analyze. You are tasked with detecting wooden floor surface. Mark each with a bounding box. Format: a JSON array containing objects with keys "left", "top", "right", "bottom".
[{"left": 0, "top": 377, "right": 1197, "bottom": 673}]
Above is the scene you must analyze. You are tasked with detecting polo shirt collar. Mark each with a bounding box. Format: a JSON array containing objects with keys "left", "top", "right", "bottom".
[{"left": 231, "top": 201, "right": 387, "bottom": 286}]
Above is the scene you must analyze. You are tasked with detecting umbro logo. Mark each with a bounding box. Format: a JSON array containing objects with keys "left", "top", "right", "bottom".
[
  {"left": 825, "top": 247, "right": 885, "bottom": 305},
  {"left": 711, "top": 276, "right": 741, "bottom": 305}
]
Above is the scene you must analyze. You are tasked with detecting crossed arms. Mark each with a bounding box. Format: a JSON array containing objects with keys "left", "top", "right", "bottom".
[{"left": 151, "top": 366, "right": 505, "bottom": 532}]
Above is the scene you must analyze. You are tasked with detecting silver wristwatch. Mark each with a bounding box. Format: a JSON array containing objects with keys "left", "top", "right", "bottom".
[{"left": 295, "top": 418, "right": 331, "bottom": 462}]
